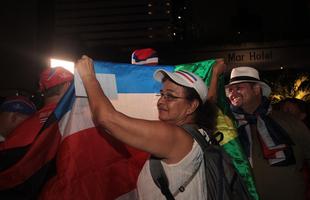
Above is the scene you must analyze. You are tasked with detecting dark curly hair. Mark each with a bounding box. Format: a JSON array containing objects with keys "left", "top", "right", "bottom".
[{"left": 183, "top": 86, "right": 218, "bottom": 133}]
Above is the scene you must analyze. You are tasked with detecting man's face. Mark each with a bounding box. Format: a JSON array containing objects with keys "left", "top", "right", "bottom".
[{"left": 226, "top": 82, "right": 258, "bottom": 109}]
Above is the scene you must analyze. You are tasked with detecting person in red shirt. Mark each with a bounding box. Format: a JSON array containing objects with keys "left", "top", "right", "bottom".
[
  {"left": 3, "top": 67, "right": 74, "bottom": 145},
  {"left": 37, "top": 66, "right": 73, "bottom": 124},
  {"left": 0, "top": 66, "right": 73, "bottom": 200}
]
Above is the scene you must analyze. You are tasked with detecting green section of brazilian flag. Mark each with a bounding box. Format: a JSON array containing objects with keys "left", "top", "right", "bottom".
[{"left": 175, "top": 60, "right": 259, "bottom": 200}]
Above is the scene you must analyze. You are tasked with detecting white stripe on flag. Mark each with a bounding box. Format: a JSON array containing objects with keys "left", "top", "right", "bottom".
[
  {"left": 59, "top": 94, "right": 159, "bottom": 139},
  {"left": 111, "top": 94, "right": 159, "bottom": 120},
  {"left": 58, "top": 98, "right": 94, "bottom": 139}
]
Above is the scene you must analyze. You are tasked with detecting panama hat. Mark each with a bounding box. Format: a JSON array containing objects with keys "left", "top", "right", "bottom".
[{"left": 225, "top": 66, "right": 271, "bottom": 97}]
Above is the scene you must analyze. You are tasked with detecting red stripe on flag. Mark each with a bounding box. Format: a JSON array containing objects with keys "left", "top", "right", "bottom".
[
  {"left": 40, "top": 127, "right": 148, "bottom": 200},
  {"left": 0, "top": 123, "right": 61, "bottom": 189}
]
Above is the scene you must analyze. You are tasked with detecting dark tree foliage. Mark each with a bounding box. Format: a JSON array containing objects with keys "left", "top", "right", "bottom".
[{"left": 261, "top": 69, "right": 310, "bottom": 103}]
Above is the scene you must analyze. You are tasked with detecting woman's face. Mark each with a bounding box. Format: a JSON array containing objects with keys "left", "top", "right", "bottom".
[{"left": 157, "top": 80, "right": 196, "bottom": 125}]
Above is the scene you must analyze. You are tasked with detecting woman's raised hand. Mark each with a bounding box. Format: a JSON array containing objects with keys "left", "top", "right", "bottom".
[{"left": 75, "top": 55, "right": 96, "bottom": 79}]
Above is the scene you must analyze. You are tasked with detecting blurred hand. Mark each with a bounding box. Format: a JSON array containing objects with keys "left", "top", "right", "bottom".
[
  {"left": 75, "top": 55, "right": 96, "bottom": 79},
  {"left": 213, "top": 58, "right": 227, "bottom": 76}
]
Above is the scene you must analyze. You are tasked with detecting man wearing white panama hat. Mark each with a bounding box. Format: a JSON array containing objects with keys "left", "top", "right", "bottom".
[{"left": 225, "top": 66, "right": 310, "bottom": 200}]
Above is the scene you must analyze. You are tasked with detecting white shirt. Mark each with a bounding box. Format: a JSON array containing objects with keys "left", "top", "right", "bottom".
[{"left": 137, "top": 140, "right": 207, "bottom": 199}]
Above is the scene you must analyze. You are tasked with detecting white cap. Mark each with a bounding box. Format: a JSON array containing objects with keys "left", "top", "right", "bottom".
[{"left": 154, "top": 69, "right": 208, "bottom": 103}]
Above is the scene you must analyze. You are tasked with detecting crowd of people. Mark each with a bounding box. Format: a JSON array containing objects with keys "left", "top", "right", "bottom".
[
  {"left": 0, "top": 67, "right": 73, "bottom": 199},
  {"left": 0, "top": 49, "right": 309, "bottom": 199}
]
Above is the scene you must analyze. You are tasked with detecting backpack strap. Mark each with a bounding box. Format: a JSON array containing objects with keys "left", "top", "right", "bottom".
[
  {"left": 149, "top": 156, "right": 175, "bottom": 200},
  {"left": 182, "top": 124, "right": 224, "bottom": 200},
  {"left": 181, "top": 124, "right": 210, "bottom": 150},
  {"left": 149, "top": 124, "right": 207, "bottom": 200}
]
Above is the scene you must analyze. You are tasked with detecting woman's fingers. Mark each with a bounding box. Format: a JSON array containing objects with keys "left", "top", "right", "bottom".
[{"left": 75, "top": 55, "right": 96, "bottom": 78}]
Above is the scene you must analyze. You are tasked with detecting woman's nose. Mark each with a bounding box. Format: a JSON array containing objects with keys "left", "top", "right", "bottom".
[{"left": 157, "top": 95, "right": 165, "bottom": 104}]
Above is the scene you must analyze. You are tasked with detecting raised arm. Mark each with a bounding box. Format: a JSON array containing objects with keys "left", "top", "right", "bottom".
[
  {"left": 207, "top": 58, "right": 227, "bottom": 102},
  {"left": 75, "top": 55, "right": 193, "bottom": 163}
]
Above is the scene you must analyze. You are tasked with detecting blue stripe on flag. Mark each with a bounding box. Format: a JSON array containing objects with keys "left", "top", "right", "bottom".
[
  {"left": 54, "top": 84, "right": 75, "bottom": 120},
  {"left": 94, "top": 61, "right": 175, "bottom": 93}
]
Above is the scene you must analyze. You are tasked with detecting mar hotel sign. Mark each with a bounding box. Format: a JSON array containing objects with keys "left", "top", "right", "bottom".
[
  {"left": 224, "top": 48, "right": 283, "bottom": 69},
  {"left": 192, "top": 42, "right": 310, "bottom": 70},
  {"left": 227, "top": 50, "right": 272, "bottom": 63}
]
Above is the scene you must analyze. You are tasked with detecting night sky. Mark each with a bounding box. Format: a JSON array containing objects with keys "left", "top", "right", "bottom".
[{"left": 0, "top": 0, "right": 310, "bottom": 95}]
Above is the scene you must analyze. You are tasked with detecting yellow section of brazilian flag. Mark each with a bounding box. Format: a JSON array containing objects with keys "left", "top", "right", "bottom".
[{"left": 175, "top": 60, "right": 259, "bottom": 200}]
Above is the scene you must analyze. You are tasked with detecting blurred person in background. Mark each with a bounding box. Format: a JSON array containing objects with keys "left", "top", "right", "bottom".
[
  {"left": 279, "top": 97, "right": 310, "bottom": 129},
  {"left": 278, "top": 97, "right": 310, "bottom": 199},
  {"left": 0, "top": 66, "right": 73, "bottom": 200},
  {"left": 0, "top": 96, "right": 36, "bottom": 141},
  {"left": 37, "top": 66, "right": 73, "bottom": 123}
]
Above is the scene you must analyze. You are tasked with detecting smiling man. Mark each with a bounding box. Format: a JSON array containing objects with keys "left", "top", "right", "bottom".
[{"left": 225, "top": 66, "right": 310, "bottom": 200}]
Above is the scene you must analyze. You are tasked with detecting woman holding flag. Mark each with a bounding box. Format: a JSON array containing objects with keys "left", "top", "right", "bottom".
[{"left": 75, "top": 55, "right": 249, "bottom": 199}]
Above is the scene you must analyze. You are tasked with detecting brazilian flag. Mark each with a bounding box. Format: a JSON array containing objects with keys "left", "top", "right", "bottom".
[{"left": 176, "top": 60, "right": 259, "bottom": 200}]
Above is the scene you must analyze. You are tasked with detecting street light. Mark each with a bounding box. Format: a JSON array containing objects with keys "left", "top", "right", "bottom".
[{"left": 50, "top": 58, "right": 75, "bottom": 74}]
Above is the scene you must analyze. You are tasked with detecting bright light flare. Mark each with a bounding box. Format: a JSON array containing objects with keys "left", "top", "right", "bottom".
[{"left": 50, "top": 58, "right": 75, "bottom": 74}]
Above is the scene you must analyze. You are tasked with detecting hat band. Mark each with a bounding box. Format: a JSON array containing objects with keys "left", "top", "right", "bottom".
[
  {"left": 229, "top": 76, "right": 260, "bottom": 83},
  {"left": 175, "top": 70, "right": 197, "bottom": 83}
]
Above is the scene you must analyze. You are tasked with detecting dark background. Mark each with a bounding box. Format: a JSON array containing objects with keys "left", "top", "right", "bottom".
[{"left": 1, "top": 0, "right": 310, "bottom": 95}]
